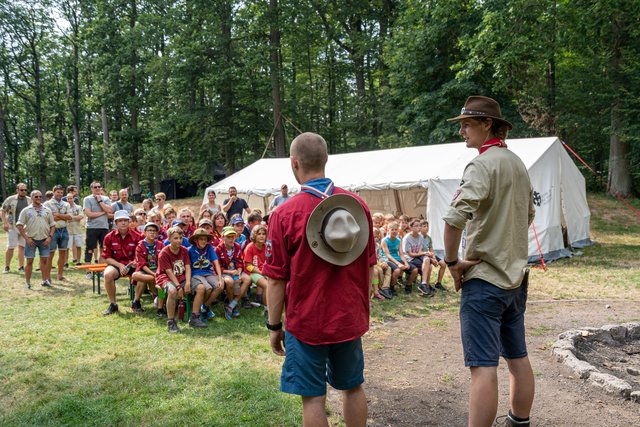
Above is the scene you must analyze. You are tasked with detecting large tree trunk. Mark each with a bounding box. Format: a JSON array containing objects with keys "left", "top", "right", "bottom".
[
  {"left": 269, "top": 0, "right": 285, "bottom": 157},
  {"left": 220, "top": 1, "right": 235, "bottom": 174},
  {"left": 0, "top": 102, "right": 7, "bottom": 199},
  {"left": 129, "top": 0, "right": 141, "bottom": 196},
  {"left": 101, "top": 106, "right": 110, "bottom": 184},
  {"left": 34, "top": 48, "right": 47, "bottom": 191}
]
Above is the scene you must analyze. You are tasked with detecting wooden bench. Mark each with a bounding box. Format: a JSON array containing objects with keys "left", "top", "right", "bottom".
[{"left": 75, "top": 263, "right": 134, "bottom": 299}]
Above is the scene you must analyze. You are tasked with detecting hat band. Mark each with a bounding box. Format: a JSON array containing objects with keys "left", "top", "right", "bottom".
[{"left": 460, "top": 108, "right": 492, "bottom": 116}]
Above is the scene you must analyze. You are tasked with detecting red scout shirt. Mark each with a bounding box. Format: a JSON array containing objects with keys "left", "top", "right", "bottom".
[
  {"left": 243, "top": 242, "right": 265, "bottom": 274},
  {"left": 262, "top": 187, "right": 376, "bottom": 346},
  {"left": 215, "top": 241, "right": 244, "bottom": 271},
  {"left": 156, "top": 245, "right": 190, "bottom": 286},
  {"left": 135, "top": 239, "right": 164, "bottom": 272},
  {"left": 101, "top": 230, "right": 141, "bottom": 264}
]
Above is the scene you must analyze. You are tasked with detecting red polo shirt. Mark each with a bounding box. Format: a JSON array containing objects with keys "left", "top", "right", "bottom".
[
  {"left": 262, "top": 187, "right": 376, "bottom": 345},
  {"left": 102, "top": 229, "right": 140, "bottom": 264}
]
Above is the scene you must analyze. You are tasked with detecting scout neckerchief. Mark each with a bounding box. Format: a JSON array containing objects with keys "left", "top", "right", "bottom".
[
  {"left": 191, "top": 244, "right": 211, "bottom": 270},
  {"left": 300, "top": 177, "right": 334, "bottom": 200},
  {"left": 143, "top": 239, "right": 157, "bottom": 270},
  {"left": 479, "top": 137, "right": 507, "bottom": 154}
]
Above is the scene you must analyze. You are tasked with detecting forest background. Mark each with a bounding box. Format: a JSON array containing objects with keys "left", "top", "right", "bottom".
[{"left": 1, "top": 0, "right": 639, "bottom": 201}]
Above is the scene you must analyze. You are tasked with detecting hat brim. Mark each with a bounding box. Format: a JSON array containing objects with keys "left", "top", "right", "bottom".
[
  {"left": 306, "top": 194, "right": 370, "bottom": 266},
  {"left": 446, "top": 114, "right": 513, "bottom": 130},
  {"left": 188, "top": 233, "right": 214, "bottom": 245}
]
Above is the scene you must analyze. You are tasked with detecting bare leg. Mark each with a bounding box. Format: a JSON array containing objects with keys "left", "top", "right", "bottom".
[
  {"left": 25, "top": 258, "right": 34, "bottom": 284},
  {"left": 505, "top": 356, "right": 535, "bottom": 419},
  {"left": 18, "top": 245, "right": 25, "bottom": 268},
  {"left": 468, "top": 366, "right": 499, "bottom": 427},
  {"left": 437, "top": 260, "right": 446, "bottom": 283},
  {"left": 5, "top": 248, "right": 14, "bottom": 269},
  {"left": 40, "top": 254, "right": 51, "bottom": 282},
  {"left": 301, "top": 395, "right": 329, "bottom": 427},
  {"left": 103, "top": 266, "right": 119, "bottom": 304},
  {"left": 342, "top": 384, "right": 367, "bottom": 427},
  {"left": 57, "top": 249, "right": 67, "bottom": 278}
]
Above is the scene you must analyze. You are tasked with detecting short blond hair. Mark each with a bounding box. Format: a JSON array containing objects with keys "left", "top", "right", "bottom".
[{"left": 166, "top": 226, "right": 184, "bottom": 238}]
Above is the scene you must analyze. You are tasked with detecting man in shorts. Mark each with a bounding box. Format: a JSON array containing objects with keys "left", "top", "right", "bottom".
[
  {"left": 16, "top": 190, "right": 55, "bottom": 289},
  {"left": 66, "top": 193, "right": 84, "bottom": 265},
  {"left": 263, "top": 132, "right": 375, "bottom": 427},
  {"left": 1, "top": 183, "right": 31, "bottom": 273},
  {"left": 443, "top": 96, "right": 536, "bottom": 427},
  {"left": 44, "top": 185, "right": 72, "bottom": 281},
  {"left": 102, "top": 210, "right": 141, "bottom": 315},
  {"left": 83, "top": 181, "right": 112, "bottom": 265}
]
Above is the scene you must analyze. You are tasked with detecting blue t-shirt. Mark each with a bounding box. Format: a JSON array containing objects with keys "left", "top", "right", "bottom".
[
  {"left": 235, "top": 234, "right": 247, "bottom": 251},
  {"left": 383, "top": 236, "right": 402, "bottom": 263},
  {"left": 163, "top": 237, "right": 190, "bottom": 248},
  {"left": 188, "top": 244, "right": 219, "bottom": 277}
]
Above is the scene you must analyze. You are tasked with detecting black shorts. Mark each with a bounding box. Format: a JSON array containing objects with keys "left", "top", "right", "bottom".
[{"left": 86, "top": 228, "right": 109, "bottom": 251}]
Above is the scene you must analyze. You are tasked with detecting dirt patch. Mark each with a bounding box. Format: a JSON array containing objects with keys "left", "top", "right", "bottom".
[
  {"left": 327, "top": 299, "right": 640, "bottom": 426},
  {"left": 575, "top": 337, "right": 640, "bottom": 388}
]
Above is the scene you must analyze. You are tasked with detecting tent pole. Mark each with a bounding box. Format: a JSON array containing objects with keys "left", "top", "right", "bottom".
[{"left": 393, "top": 189, "right": 402, "bottom": 216}]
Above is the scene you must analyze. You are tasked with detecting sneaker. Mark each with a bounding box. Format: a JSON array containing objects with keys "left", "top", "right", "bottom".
[
  {"left": 417, "top": 283, "right": 430, "bottom": 295},
  {"left": 2, "top": 267, "right": 9, "bottom": 274},
  {"left": 41, "top": 280, "right": 52, "bottom": 287},
  {"left": 373, "top": 292, "right": 385, "bottom": 300},
  {"left": 242, "top": 299, "right": 253, "bottom": 309},
  {"left": 103, "top": 303, "right": 119, "bottom": 316},
  {"left": 233, "top": 305, "right": 240, "bottom": 317},
  {"left": 201, "top": 304, "right": 215, "bottom": 319},
  {"left": 131, "top": 300, "right": 144, "bottom": 313},
  {"left": 85, "top": 272, "right": 92, "bottom": 279},
  {"left": 390, "top": 286, "right": 398, "bottom": 296},
  {"left": 379, "top": 288, "right": 393, "bottom": 299},
  {"left": 153, "top": 297, "right": 158, "bottom": 308},
  {"left": 167, "top": 319, "right": 181, "bottom": 333},
  {"left": 25, "top": 283, "right": 31, "bottom": 289},
  {"left": 18, "top": 266, "right": 24, "bottom": 273},
  {"left": 421, "top": 287, "right": 435, "bottom": 298},
  {"left": 434, "top": 282, "right": 448, "bottom": 292},
  {"left": 157, "top": 308, "right": 167, "bottom": 318},
  {"left": 495, "top": 411, "right": 530, "bottom": 426},
  {"left": 404, "top": 284, "right": 412, "bottom": 294},
  {"left": 224, "top": 304, "right": 234, "bottom": 320},
  {"left": 75, "top": 262, "right": 83, "bottom": 266},
  {"left": 64, "top": 263, "right": 69, "bottom": 268},
  {"left": 189, "top": 313, "right": 208, "bottom": 328},
  {"left": 250, "top": 301, "right": 261, "bottom": 308}
]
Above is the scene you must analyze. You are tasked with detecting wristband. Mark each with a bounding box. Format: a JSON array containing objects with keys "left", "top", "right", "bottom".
[
  {"left": 445, "top": 258, "right": 459, "bottom": 267},
  {"left": 266, "top": 321, "right": 283, "bottom": 331}
]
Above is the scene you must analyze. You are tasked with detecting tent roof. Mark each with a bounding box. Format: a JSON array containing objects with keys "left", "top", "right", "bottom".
[{"left": 207, "top": 137, "right": 560, "bottom": 197}]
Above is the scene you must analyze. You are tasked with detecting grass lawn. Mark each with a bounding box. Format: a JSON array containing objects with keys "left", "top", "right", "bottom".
[{"left": 1, "top": 193, "right": 639, "bottom": 426}]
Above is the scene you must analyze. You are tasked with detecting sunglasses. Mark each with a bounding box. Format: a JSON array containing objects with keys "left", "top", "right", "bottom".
[
  {"left": 18, "top": 189, "right": 27, "bottom": 192},
  {"left": 92, "top": 185, "right": 102, "bottom": 189},
  {"left": 32, "top": 195, "right": 42, "bottom": 199}
]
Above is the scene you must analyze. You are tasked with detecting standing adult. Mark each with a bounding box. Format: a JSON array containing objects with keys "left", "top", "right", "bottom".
[
  {"left": 83, "top": 181, "right": 113, "bottom": 265},
  {"left": 443, "top": 96, "right": 536, "bottom": 427},
  {"left": 44, "top": 185, "right": 72, "bottom": 281},
  {"left": 150, "top": 192, "right": 171, "bottom": 220},
  {"left": 1, "top": 183, "right": 31, "bottom": 273},
  {"left": 222, "top": 186, "right": 250, "bottom": 220},
  {"left": 200, "top": 189, "right": 222, "bottom": 216},
  {"left": 16, "top": 190, "right": 55, "bottom": 289},
  {"left": 263, "top": 132, "right": 375, "bottom": 427},
  {"left": 111, "top": 188, "right": 135, "bottom": 214},
  {"left": 269, "top": 184, "right": 291, "bottom": 211}
]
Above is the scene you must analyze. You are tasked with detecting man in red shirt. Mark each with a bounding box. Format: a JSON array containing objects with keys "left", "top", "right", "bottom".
[
  {"left": 102, "top": 210, "right": 141, "bottom": 315},
  {"left": 263, "top": 132, "right": 375, "bottom": 427}
]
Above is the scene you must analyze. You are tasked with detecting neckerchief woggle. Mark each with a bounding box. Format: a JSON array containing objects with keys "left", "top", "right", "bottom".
[
  {"left": 479, "top": 137, "right": 507, "bottom": 154},
  {"left": 301, "top": 177, "right": 334, "bottom": 199}
]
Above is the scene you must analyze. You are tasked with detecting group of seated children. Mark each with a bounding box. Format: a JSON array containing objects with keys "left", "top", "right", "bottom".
[
  {"left": 371, "top": 213, "right": 447, "bottom": 300},
  {"left": 101, "top": 207, "right": 268, "bottom": 333}
]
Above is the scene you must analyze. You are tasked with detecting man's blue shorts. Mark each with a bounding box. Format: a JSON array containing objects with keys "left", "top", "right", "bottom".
[
  {"left": 25, "top": 239, "right": 51, "bottom": 259},
  {"left": 459, "top": 278, "right": 528, "bottom": 367},
  {"left": 49, "top": 228, "right": 69, "bottom": 251},
  {"left": 280, "top": 332, "right": 364, "bottom": 397}
]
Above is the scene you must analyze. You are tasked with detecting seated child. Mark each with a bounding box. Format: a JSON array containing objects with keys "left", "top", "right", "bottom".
[
  {"left": 132, "top": 222, "right": 165, "bottom": 316},
  {"left": 381, "top": 221, "right": 415, "bottom": 294},
  {"left": 215, "top": 226, "right": 252, "bottom": 320},
  {"left": 156, "top": 226, "right": 191, "bottom": 333},
  {"left": 188, "top": 228, "right": 224, "bottom": 324},
  {"left": 230, "top": 215, "right": 247, "bottom": 250},
  {"left": 243, "top": 224, "right": 269, "bottom": 309},
  {"left": 403, "top": 219, "right": 433, "bottom": 297},
  {"left": 420, "top": 220, "right": 448, "bottom": 292},
  {"left": 372, "top": 227, "right": 392, "bottom": 300}
]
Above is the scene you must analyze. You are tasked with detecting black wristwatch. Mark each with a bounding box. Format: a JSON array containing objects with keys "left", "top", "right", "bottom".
[
  {"left": 445, "top": 258, "right": 459, "bottom": 267},
  {"left": 266, "top": 321, "right": 283, "bottom": 331}
]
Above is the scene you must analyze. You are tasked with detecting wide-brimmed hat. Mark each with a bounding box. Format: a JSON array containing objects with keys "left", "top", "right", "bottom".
[
  {"left": 306, "top": 194, "right": 369, "bottom": 266},
  {"left": 222, "top": 226, "right": 237, "bottom": 237},
  {"left": 143, "top": 222, "right": 159, "bottom": 232},
  {"left": 113, "top": 210, "right": 130, "bottom": 222},
  {"left": 198, "top": 218, "right": 213, "bottom": 227},
  {"left": 189, "top": 227, "right": 214, "bottom": 245},
  {"left": 447, "top": 96, "right": 512, "bottom": 130}
]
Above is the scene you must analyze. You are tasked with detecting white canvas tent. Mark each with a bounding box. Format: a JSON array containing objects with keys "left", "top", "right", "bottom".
[{"left": 205, "top": 137, "right": 591, "bottom": 262}]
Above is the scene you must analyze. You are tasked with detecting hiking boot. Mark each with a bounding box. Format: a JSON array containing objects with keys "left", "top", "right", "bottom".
[
  {"left": 167, "top": 319, "right": 181, "bottom": 333},
  {"left": 189, "top": 313, "right": 208, "bottom": 328},
  {"left": 434, "top": 282, "right": 448, "bottom": 292},
  {"left": 379, "top": 288, "right": 393, "bottom": 299},
  {"left": 103, "top": 303, "right": 119, "bottom": 316},
  {"left": 417, "top": 283, "right": 430, "bottom": 295},
  {"left": 201, "top": 304, "right": 215, "bottom": 319},
  {"left": 233, "top": 304, "right": 240, "bottom": 317},
  {"left": 25, "top": 283, "right": 31, "bottom": 290},
  {"left": 242, "top": 298, "right": 253, "bottom": 309},
  {"left": 18, "top": 266, "right": 25, "bottom": 273},
  {"left": 131, "top": 300, "right": 144, "bottom": 313},
  {"left": 404, "top": 283, "right": 412, "bottom": 294},
  {"left": 224, "top": 304, "right": 234, "bottom": 320},
  {"left": 41, "top": 280, "right": 52, "bottom": 287},
  {"left": 2, "top": 267, "right": 9, "bottom": 274}
]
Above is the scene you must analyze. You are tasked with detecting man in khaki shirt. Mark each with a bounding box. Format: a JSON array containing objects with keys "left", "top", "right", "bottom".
[
  {"left": 443, "top": 96, "right": 535, "bottom": 427},
  {"left": 1, "top": 183, "right": 31, "bottom": 273},
  {"left": 17, "top": 190, "right": 55, "bottom": 289}
]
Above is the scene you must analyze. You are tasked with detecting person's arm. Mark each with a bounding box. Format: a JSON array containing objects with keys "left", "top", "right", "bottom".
[
  {"left": 0, "top": 208, "right": 9, "bottom": 231},
  {"left": 398, "top": 241, "right": 409, "bottom": 266},
  {"left": 213, "top": 259, "right": 223, "bottom": 283},
  {"left": 443, "top": 223, "right": 480, "bottom": 291},
  {"left": 165, "top": 268, "right": 182, "bottom": 289},
  {"left": 267, "top": 277, "right": 286, "bottom": 356},
  {"left": 381, "top": 239, "right": 393, "bottom": 262},
  {"left": 184, "top": 260, "right": 191, "bottom": 294},
  {"left": 17, "top": 224, "right": 35, "bottom": 247},
  {"left": 222, "top": 197, "right": 234, "bottom": 213}
]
